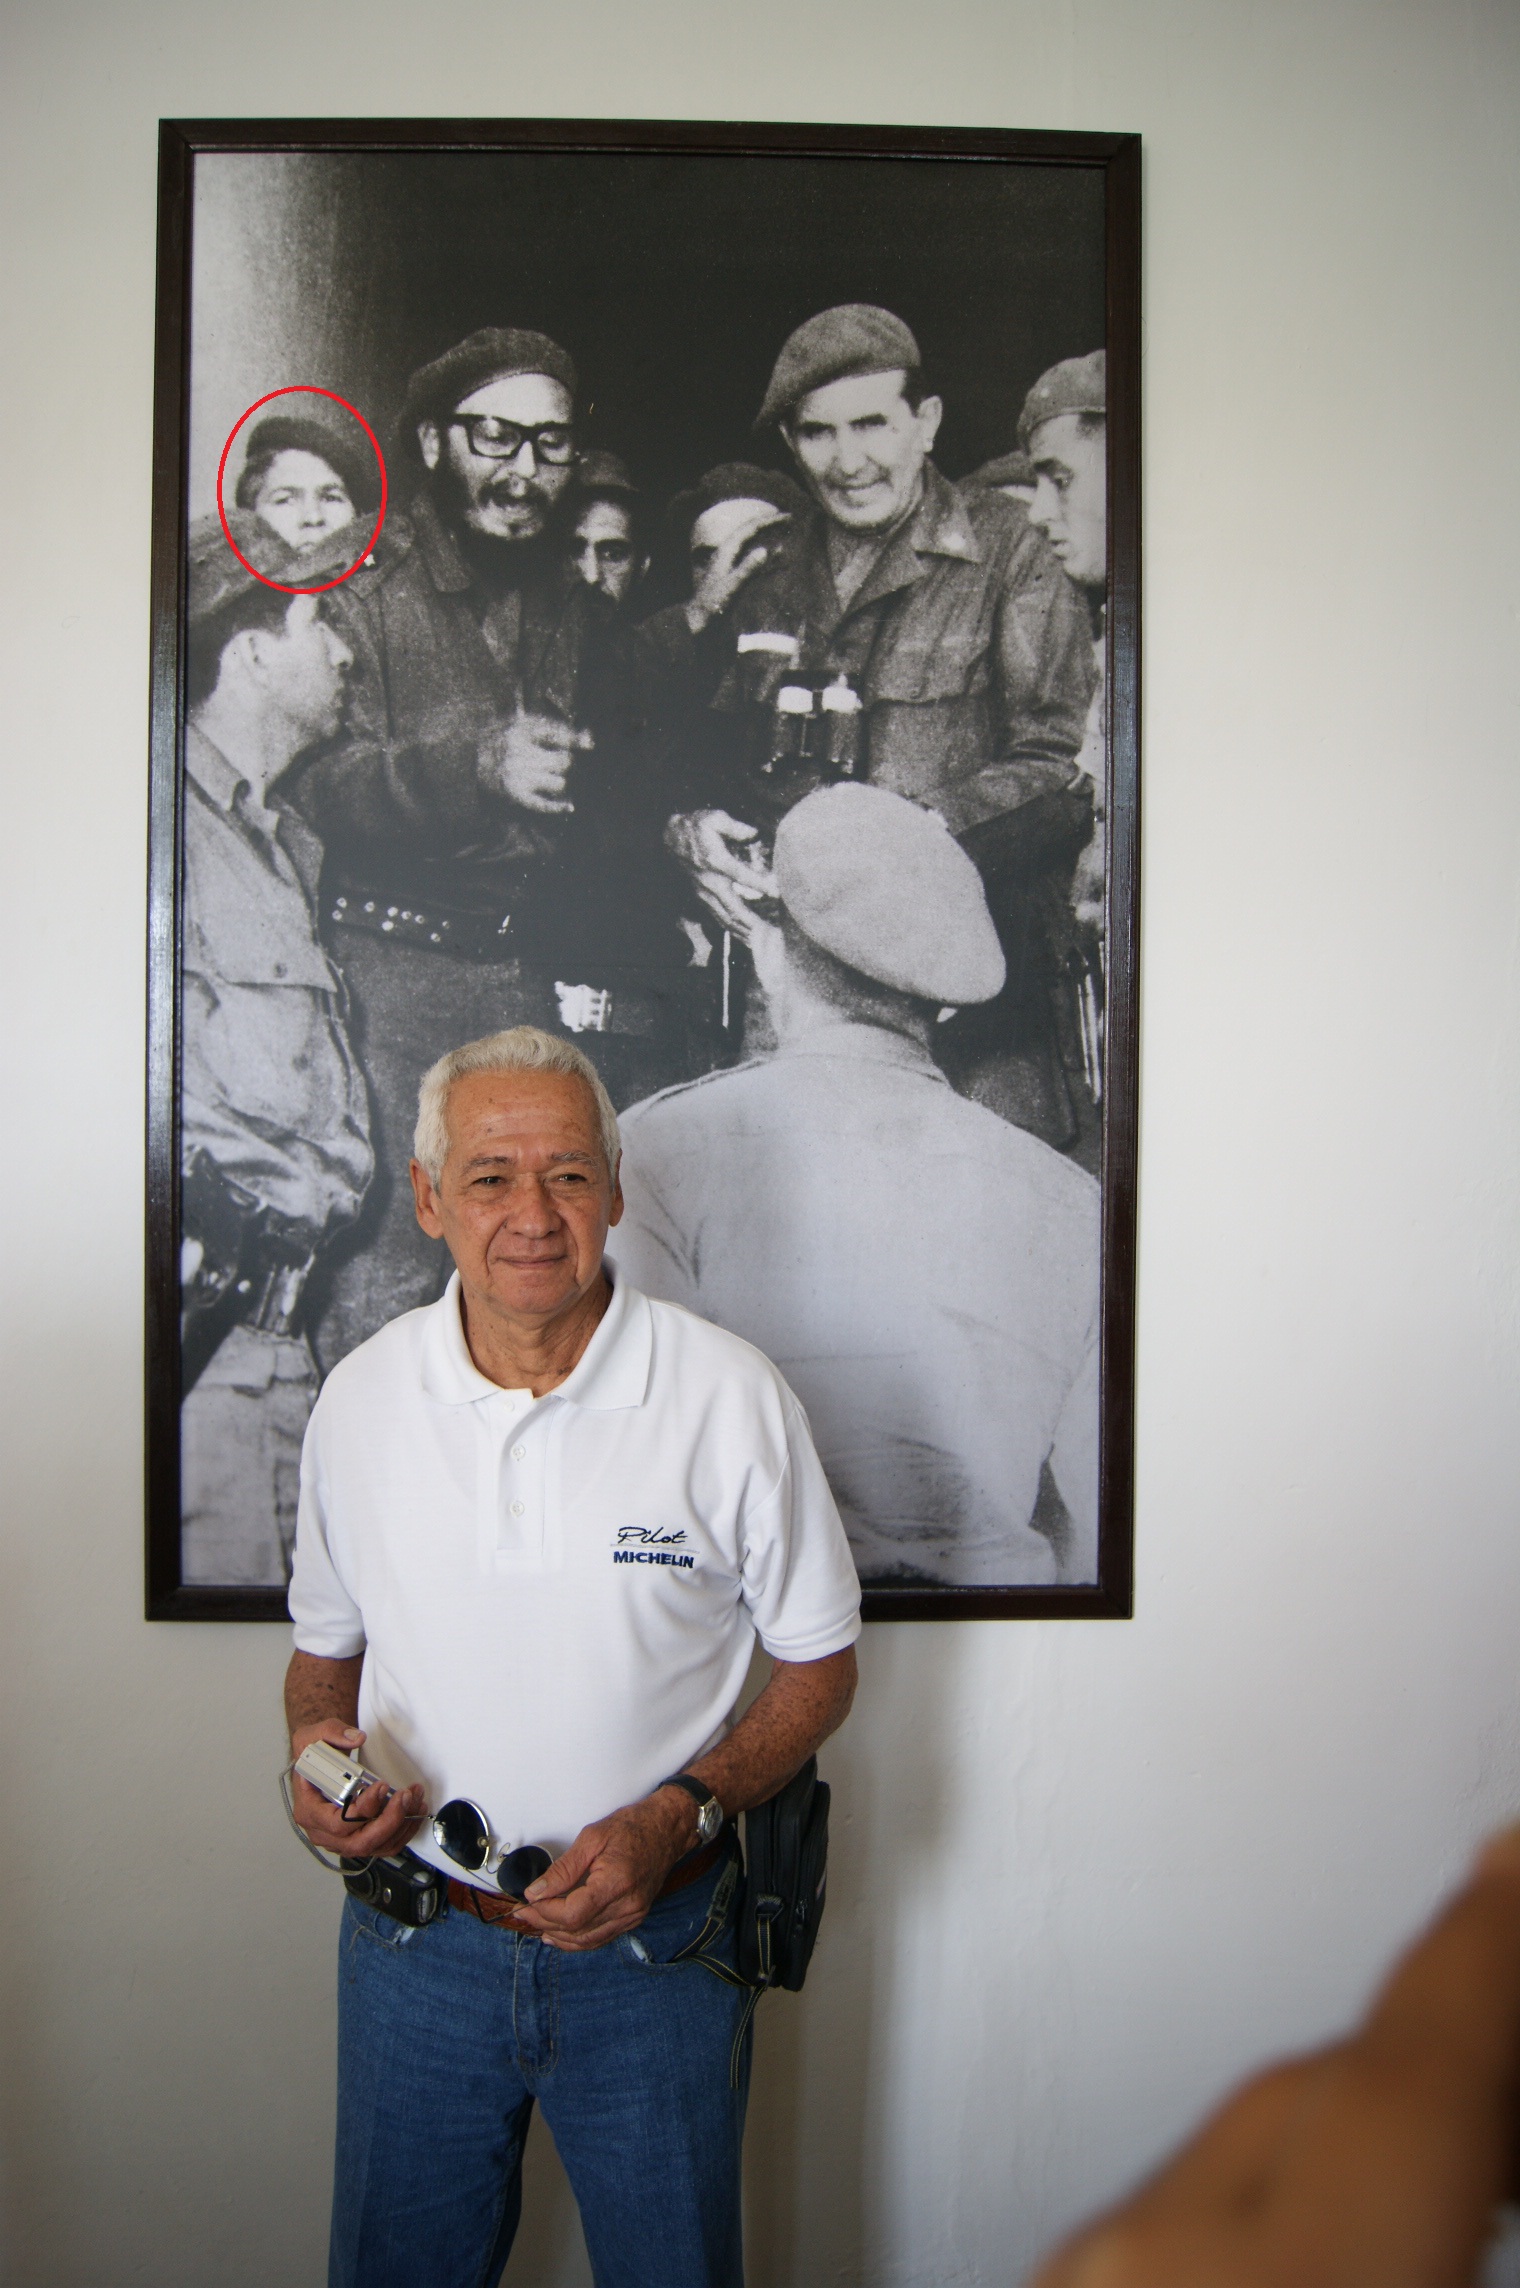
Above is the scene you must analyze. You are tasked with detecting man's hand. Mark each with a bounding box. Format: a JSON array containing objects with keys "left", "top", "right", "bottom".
[
  {"left": 479, "top": 710, "right": 593, "bottom": 816},
  {"left": 685, "top": 506, "right": 790, "bottom": 634},
  {"left": 665, "top": 808, "right": 776, "bottom": 938},
  {"left": 507, "top": 1788, "right": 696, "bottom": 1952},
  {"left": 287, "top": 1717, "right": 426, "bottom": 1864}
]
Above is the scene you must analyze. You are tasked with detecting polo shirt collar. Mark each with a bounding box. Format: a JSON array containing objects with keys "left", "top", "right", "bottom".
[{"left": 420, "top": 1267, "right": 651, "bottom": 1411}]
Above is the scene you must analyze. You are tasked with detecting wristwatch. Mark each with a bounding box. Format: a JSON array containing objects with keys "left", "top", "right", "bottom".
[{"left": 659, "top": 1772, "right": 724, "bottom": 1848}]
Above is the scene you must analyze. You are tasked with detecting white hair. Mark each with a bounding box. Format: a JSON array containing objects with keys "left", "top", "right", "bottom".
[{"left": 413, "top": 1027, "right": 621, "bottom": 1186}]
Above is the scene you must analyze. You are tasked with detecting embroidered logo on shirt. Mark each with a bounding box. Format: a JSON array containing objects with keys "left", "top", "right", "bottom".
[{"left": 613, "top": 1524, "right": 695, "bottom": 1570}]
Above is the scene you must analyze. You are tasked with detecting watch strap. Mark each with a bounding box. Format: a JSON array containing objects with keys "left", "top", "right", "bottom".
[{"left": 658, "top": 1772, "right": 722, "bottom": 1837}]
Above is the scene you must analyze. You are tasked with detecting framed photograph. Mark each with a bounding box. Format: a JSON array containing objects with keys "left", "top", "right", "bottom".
[{"left": 146, "top": 118, "right": 1139, "bottom": 1622}]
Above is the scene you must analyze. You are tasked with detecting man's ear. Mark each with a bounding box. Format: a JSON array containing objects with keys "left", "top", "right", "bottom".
[
  {"left": 417, "top": 419, "right": 441, "bottom": 472},
  {"left": 222, "top": 625, "right": 268, "bottom": 687},
  {"left": 410, "top": 1157, "right": 447, "bottom": 1237},
  {"left": 915, "top": 394, "right": 944, "bottom": 453},
  {"left": 608, "top": 1152, "right": 624, "bottom": 1228},
  {"left": 779, "top": 422, "right": 802, "bottom": 470}
]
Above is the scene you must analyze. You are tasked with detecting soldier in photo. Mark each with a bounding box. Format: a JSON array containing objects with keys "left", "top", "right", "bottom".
[
  {"left": 289, "top": 328, "right": 624, "bottom": 1365},
  {"left": 616, "top": 782, "right": 1100, "bottom": 1588},
  {"left": 646, "top": 304, "right": 1100, "bottom": 1146},
  {"left": 565, "top": 449, "right": 649, "bottom": 613},
  {"left": 178, "top": 516, "right": 373, "bottom": 1585},
  {"left": 1022, "top": 348, "right": 1109, "bottom": 1112}
]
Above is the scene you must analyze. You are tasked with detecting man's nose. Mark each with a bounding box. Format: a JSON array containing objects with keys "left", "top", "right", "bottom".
[
  {"left": 504, "top": 1175, "right": 560, "bottom": 1228},
  {"left": 506, "top": 439, "right": 540, "bottom": 474},
  {"left": 1027, "top": 478, "right": 1058, "bottom": 534},
  {"left": 573, "top": 547, "right": 600, "bottom": 587},
  {"left": 328, "top": 630, "right": 355, "bottom": 670}
]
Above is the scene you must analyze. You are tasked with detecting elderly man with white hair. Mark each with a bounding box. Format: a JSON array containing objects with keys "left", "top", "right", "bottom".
[{"left": 284, "top": 1026, "right": 860, "bottom": 2288}]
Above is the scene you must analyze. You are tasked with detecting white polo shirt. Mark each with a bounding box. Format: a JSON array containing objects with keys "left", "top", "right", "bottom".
[{"left": 289, "top": 1264, "right": 861, "bottom": 1883}]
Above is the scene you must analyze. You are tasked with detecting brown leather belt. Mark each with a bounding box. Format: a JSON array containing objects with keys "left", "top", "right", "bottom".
[{"left": 447, "top": 1833, "right": 728, "bottom": 1930}]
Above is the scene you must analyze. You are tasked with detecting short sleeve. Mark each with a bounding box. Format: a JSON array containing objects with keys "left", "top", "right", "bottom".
[
  {"left": 287, "top": 1396, "right": 367, "bottom": 1658},
  {"left": 739, "top": 1392, "right": 862, "bottom": 1662}
]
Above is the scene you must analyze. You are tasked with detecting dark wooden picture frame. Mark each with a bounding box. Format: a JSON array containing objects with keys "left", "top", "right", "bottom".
[{"left": 146, "top": 117, "right": 1139, "bottom": 1623}]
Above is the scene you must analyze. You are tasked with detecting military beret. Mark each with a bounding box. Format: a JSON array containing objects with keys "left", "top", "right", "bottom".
[
  {"left": 757, "top": 305, "right": 921, "bottom": 430},
  {"left": 573, "top": 449, "right": 639, "bottom": 502},
  {"left": 667, "top": 462, "right": 810, "bottom": 543},
  {"left": 399, "top": 328, "right": 578, "bottom": 458},
  {"left": 186, "top": 511, "right": 361, "bottom": 621},
  {"left": 233, "top": 414, "right": 380, "bottom": 515},
  {"left": 964, "top": 448, "right": 1035, "bottom": 493},
  {"left": 1017, "top": 349, "right": 1106, "bottom": 449},
  {"left": 774, "top": 783, "right": 1006, "bottom": 1007}
]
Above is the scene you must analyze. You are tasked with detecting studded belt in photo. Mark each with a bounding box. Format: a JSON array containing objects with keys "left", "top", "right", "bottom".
[{"left": 327, "top": 889, "right": 515, "bottom": 960}]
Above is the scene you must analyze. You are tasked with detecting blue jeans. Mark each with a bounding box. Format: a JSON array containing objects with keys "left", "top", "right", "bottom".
[{"left": 330, "top": 1849, "right": 752, "bottom": 2288}]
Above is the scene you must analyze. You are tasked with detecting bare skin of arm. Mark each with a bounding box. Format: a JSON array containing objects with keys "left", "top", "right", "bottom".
[
  {"left": 1032, "top": 1824, "right": 1520, "bottom": 2288},
  {"left": 282, "top": 1643, "right": 857, "bottom": 1951},
  {"left": 284, "top": 1650, "right": 425, "bottom": 1862}
]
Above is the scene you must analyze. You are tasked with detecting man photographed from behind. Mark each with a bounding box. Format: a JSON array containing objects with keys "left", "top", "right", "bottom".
[
  {"left": 285, "top": 1027, "right": 860, "bottom": 2288},
  {"left": 178, "top": 515, "right": 372, "bottom": 1585},
  {"left": 616, "top": 784, "right": 1099, "bottom": 1588}
]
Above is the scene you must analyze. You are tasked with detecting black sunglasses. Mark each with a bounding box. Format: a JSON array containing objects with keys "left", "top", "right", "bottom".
[{"left": 431, "top": 1798, "right": 553, "bottom": 1898}]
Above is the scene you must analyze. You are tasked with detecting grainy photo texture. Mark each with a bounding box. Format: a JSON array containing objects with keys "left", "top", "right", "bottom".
[{"left": 147, "top": 123, "right": 1139, "bottom": 1621}]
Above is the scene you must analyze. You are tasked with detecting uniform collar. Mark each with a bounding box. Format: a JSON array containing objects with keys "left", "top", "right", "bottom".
[
  {"left": 906, "top": 462, "right": 982, "bottom": 565},
  {"left": 775, "top": 1016, "right": 948, "bottom": 1082},
  {"left": 824, "top": 463, "right": 981, "bottom": 620},
  {"left": 184, "top": 721, "right": 247, "bottom": 813},
  {"left": 420, "top": 1266, "right": 652, "bottom": 1411},
  {"left": 409, "top": 489, "right": 474, "bottom": 595}
]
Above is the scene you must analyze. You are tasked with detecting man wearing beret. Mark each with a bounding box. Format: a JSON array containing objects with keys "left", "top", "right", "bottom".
[
  {"left": 616, "top": 783, "right": 1100, "bottom": 1587},
  {"left": 650, "top": 305, "right": 1100, "bottom": 1142},
  {"left": 289, "top": 328, "right": 633, "bottom": 1366},
  {"left": 565, "top": 449, "right": 648, "bottom": 613},
  {"left": 178, "top": 516, "right": 373, "bottom": 1585}
]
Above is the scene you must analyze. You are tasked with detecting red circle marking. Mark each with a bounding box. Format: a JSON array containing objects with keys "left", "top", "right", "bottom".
[{"left": 215, "top": 387, "right": 389, "bottom": 594}]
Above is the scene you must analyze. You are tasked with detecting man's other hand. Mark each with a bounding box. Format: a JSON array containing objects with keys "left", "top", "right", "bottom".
[
  {"left": 506, "top": 1790, "right": 695, "bottom": 1952},
  {"left": 288, "top": 1718, "right": 426, "bottom": 1862},
  {"left": 665, "top": 808, "right": 775, "bottom": 938},
  {"left": 685, "top": 505, "right": 790, "bottom": 633},
  {"left": 480, "top": 710, "right": 592, "bottom": 816}
]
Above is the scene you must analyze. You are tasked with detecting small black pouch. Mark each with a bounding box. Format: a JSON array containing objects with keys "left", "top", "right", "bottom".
[{"left": 737, "top": 1757, "right": 830, "bottom": 1992}]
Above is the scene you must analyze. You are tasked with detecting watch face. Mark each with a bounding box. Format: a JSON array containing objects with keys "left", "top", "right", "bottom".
[{"left": 699, "top": 1797, "right": 722, "bottom": 1842}]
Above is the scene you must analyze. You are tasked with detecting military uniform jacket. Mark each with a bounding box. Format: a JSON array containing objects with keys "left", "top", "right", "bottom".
[
  {"left": 181, "top": 725, "right": 373, "bottom": 1239},
  {"left": 291, "top": 493, "right": 605, "bottom": 925},
  {"left": 615, "top": 1019, "right": 1101, "bottom": 1587},
  {"left": 637, "top": 464, "right": 1096, "bottom": 840}
]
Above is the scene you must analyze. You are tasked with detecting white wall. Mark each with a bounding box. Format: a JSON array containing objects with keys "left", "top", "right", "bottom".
[{"left": 3, "top": 2, "right": 1518, "bottom": 2282}]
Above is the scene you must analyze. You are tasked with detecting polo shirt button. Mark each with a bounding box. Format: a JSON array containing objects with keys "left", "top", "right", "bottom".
[
  {"left": 512, "top": 1444, "right": 526, "bottom": 1461},
  {"left": 510, "top": 1500, "right": 525, "bottom": 1517}
]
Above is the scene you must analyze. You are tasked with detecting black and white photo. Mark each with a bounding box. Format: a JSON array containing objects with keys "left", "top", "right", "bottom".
[{"left": 146, "top": 120, "right": 1139, "bottom": 1620}]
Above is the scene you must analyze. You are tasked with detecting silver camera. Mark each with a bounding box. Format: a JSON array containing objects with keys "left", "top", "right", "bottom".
[{"left": 294, "top": 1738, "right": 390, "bottom": 1816}]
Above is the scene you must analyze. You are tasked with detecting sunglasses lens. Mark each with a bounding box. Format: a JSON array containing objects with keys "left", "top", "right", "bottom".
[
  {"left": 496, "top": 1845, "right": 553, "bottom": 1900},
  {"left": 432, "top": 1799, "right": 490, "bottom": 1872}
]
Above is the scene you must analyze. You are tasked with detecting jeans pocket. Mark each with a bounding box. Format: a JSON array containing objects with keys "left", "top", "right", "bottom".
[
  {"left": 344, "top": 1895, "right": 421, "bottom": 1957},
  {"left": 621, "top": 1854, "right": 738, "bottom": 1969}
]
